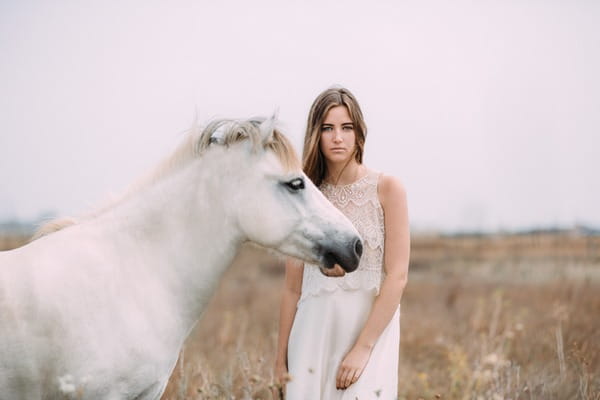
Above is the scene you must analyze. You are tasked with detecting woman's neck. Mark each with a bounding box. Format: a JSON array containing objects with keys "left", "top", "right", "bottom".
[{"left": 325, "top": 160, "right": 366, "bottom": 186}]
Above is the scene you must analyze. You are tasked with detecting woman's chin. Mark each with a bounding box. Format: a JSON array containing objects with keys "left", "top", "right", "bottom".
[{"left": 325, "top": 154, "right": 351, "bottom": 164}]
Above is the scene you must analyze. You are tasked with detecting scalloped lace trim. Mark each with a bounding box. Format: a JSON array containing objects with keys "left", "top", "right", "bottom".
[
  {"left": 299, "top": 265, "right": 385, "bottom": 303},
  {"left": 300, "top": 170, "right": 385, "bottom": 302}
]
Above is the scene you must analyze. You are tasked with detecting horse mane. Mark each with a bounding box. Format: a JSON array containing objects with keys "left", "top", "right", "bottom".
[{"left": 31, "top": 117, "right": 301, "bottom": 241}]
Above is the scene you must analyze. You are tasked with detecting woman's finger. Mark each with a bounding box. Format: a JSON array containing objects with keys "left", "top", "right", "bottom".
[
  {"left": 337, "top": 366, "right": 349, "bottom": 389},
  {"left": 325, "top": 264, "right": 345, "bottom": 277},
  {"left": 344, "top": 369, "right": 356, "bottom": 388},
  {"left": 336, "top": 368, "right": 343, "bottom": 389}
]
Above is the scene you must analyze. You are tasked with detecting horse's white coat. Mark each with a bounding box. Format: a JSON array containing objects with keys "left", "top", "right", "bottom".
[{"left": 0, "top": 118, "right": 361, "bottom": 399}]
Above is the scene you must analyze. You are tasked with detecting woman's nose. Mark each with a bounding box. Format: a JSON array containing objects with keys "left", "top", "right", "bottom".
[{"left": 333, "top": 129, "right": 342, "bottom": 142}]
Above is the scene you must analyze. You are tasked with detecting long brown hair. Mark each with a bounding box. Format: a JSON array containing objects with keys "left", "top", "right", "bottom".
[{"left": 302, "top": 86, "right": 367, "bottom": 186}]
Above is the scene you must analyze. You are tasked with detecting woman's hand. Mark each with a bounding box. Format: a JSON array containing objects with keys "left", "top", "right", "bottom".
[
  {"left": 274, "top": 359, "right": 291, "bottom": 389},
  {"left": 336, "top": 344, "right": 372, "bottom": 390},
  {"left": 322, "top": 263, "right": 346, "bottom": 277},
  {"left": 273, "top": 359, "right": 290, "bottom": 399}
]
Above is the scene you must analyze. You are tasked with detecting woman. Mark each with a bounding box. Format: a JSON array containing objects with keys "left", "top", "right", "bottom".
[{"left": 275, "top": 87, "right": 410, "bottom": 399}]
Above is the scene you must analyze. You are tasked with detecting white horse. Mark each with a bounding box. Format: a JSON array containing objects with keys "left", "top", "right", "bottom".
[{"left": 0, "top": 116, "right": 362, "bottom": 399}]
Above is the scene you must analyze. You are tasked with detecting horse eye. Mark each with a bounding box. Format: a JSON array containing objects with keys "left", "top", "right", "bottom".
[{"left": 284, "top": 178, "right": 305, "bottom": 192}]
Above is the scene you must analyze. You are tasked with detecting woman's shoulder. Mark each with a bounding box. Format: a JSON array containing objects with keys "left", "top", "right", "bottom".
[{"left": 375, "top": 172, "right": 407, "bottom": 209}]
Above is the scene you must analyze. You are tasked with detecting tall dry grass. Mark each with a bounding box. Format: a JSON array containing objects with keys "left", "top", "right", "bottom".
[{"left": 2, "top": 233, "right": 599, "bottom": 399}]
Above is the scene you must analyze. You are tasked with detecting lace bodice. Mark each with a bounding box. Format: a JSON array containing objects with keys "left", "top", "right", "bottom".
[{"left": 300, "top": 170, "right": 385, "bottom": 301}]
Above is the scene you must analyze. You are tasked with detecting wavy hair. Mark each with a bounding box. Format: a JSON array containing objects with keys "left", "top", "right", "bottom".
[{"left": 302, "top": 87, "right": 367, "bottom": 186}]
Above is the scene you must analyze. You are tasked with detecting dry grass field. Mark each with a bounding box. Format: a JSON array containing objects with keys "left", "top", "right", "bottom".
[{"left": 1, "top": 233, "right": 599, "bottom": 399}]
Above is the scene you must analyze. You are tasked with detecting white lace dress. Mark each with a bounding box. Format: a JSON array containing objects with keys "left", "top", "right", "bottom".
[{"left": 286, "top": 170, "right": 400, "bottom": 400}]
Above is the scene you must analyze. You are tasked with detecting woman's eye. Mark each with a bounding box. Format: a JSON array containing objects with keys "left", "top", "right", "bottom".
[
  {"left": 284, "top": 178, "right": 305, "bottom": 192},
  {"left": 321, "top": 126, "right": 332, "bottom": 132}
]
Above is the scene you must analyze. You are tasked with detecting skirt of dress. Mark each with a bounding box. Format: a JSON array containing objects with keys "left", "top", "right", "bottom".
[{"left": 286, "top": 289, "right": 400, "bottom": 400}]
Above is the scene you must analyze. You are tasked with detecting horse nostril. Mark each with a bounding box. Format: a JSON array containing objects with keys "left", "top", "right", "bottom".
[{"left": 354, "top": 238, "right": 363, "bottom": 258}]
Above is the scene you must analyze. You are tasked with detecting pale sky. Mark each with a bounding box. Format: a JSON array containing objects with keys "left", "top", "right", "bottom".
[{"left": 1, "top": 0, "right": 599, "bottom": 232}]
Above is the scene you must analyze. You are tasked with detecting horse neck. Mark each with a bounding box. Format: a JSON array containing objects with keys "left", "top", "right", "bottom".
[{"left": 98, "top": 158, "right": 244, "bottom": 332}]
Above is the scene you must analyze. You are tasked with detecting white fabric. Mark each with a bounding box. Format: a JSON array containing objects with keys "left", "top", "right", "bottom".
[
  {"left": 286, "top": 170, "right": 400, "bottom": 399},
  {"left": 287, "top": 290, "right": 400, "bottom": 399}
]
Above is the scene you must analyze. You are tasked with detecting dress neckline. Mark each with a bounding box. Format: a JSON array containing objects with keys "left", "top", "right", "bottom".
[{"left": 321, "top": 169, "right": 373, "bottom": 189}]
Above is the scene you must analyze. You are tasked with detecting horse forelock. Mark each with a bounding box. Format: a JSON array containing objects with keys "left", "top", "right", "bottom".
[
  {"left": 197, "top": 118, "right": 301, "bottom": 172},
  {"left": 264, "top": 129, "right": 302, "bottom": 172}
]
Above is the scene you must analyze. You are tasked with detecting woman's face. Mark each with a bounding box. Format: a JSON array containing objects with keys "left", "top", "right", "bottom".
[{"left": 319, "top": 105, "right": 356, "bottom": 165}]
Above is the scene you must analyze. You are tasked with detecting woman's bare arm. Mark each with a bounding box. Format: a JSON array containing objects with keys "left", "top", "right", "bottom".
[
  {"left": 336, "top": 174, "right": 410, "bottom": 390},
  {"left": 274, "top": 258, "right": 304, "bottom": 385}
]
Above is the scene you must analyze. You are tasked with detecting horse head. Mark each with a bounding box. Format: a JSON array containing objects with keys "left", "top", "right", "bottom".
[{"left": 197, "top": 114, "right": 362, "bottom": 274}]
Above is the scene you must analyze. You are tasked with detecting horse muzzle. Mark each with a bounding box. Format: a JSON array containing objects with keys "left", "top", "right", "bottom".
[{"left": 318, "top": 235, "right": 363, "bottom": 273}]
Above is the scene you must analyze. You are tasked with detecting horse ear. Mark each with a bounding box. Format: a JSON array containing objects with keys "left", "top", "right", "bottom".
[
  {"left": 209, "top": 122, "right": 232, "bottom": 145},
  {"left": 259, "top": 110, "right": 278, "bottom": 144}
]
